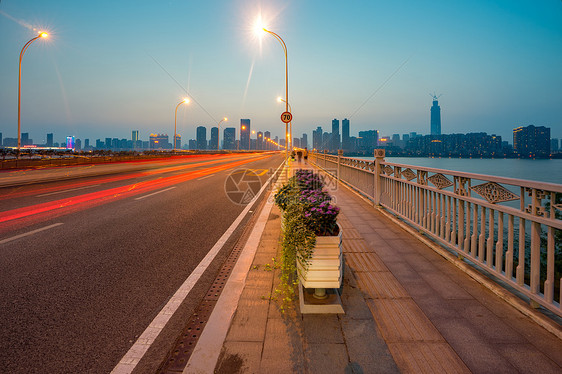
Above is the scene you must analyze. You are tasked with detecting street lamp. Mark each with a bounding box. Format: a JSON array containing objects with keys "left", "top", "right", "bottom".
[
  {"left": 256, "top": 21, "right": 290, "bottom": 158},
  {"left": 18, "top": 31, "right": 48, "bottom": 154},
  {"left": 217, "top": 117, "right": 227, "bottom": 150},
  {"left": 174, "top": 98, "right": 189, "bottom": 151}
]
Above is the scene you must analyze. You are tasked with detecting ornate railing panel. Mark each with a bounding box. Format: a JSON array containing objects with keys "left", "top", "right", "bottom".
[{"left": 310, "top": 151, "right": 562, "bottom": 317}]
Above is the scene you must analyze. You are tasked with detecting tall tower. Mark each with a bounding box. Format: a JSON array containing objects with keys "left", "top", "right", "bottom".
[
  {"left": 331, "top": 119, "right": 340, "bottom": 151},
  {"left": 196, "top": 126, "right": 207, "bottom": 150},
  {"left": 430, "top": 95, "right": 441, "bottom": 135},
  {"left": 240, "top": 119, "right": 251, "bottom": 150},
  {"left": 342, "top": 118, "right": 350, "bottom": 150}
]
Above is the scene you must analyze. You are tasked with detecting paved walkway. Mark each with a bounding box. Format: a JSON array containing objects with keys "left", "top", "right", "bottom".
[{"left": 194, "top": 161, "right": 562, "bottom": 373}]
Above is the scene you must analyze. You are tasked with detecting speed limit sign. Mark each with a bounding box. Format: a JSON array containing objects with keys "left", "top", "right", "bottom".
[{"left": 281, "top": 111, "right": 293, "bottom": 123}]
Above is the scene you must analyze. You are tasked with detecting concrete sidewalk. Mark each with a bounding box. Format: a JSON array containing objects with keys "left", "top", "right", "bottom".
[{"left": 188, "top": 161, "right": 562, "bottom": 373}]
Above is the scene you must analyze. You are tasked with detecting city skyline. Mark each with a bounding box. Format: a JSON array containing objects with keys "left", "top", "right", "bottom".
[{"left": 1, "top": 1, "right": 561, "bottom": 143}]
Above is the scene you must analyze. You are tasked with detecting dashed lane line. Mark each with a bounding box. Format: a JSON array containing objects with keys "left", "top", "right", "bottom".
[
  {"left": 134, "top": 187, "right": 176, "bottom": 201},
  {"left": 0, "top": 223, "right": 64, "bottom": 245}
]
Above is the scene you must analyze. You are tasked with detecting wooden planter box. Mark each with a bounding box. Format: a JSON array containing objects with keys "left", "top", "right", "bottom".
[{"left": 297, "top": 224, "right": 343, "bottom": 289}]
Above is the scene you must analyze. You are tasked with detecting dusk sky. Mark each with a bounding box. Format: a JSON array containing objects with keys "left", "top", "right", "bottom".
[{"left": 1, "top": 0, "right": 561, "bottom": 145}]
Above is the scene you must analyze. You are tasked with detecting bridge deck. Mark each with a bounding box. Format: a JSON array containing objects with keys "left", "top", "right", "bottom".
[{"left": 214, "top": 161, "right": 562, "bottom": 373}]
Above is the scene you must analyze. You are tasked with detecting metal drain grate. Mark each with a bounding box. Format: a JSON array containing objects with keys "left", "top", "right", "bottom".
[{"left": 158, "top": 199, "right": 267, "bottom": 373}]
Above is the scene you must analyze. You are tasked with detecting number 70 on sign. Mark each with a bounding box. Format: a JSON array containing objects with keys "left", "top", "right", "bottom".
[{"left": 281, "top": 111, "right": 292, "bottom": 123}]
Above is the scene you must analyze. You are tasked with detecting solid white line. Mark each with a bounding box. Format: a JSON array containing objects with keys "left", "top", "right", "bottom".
[
  {"left": 0, "top": 223, "right": 64, "bottom": 245},
  {"left": 134, "top": 187, "right": 176, "bottom": 201},
  {"left": 111, "top": 161, "right": 284, "bottom": 374},
  {"left": 36, "top": 184, "right": 100, "bottom": 197},
  {"left": 196, "top": 174, "right": 214, "bottom": 181}
]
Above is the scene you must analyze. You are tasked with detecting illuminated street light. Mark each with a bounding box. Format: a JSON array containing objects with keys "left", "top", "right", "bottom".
[
  {"left": 217, "top": 117, "right": 227, "bottom": 150},
  {"left": 256, "top": 19, "right": 290, "bottom": 159},
  {"left": 174, "top": 98, "right": 189, "bottom": 151},
  {"left": 18, "top": 31, "right": 49, "bottom": 154}
]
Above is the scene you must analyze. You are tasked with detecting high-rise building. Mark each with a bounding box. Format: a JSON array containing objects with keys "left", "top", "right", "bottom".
[
  {"left": 132, "top": 130, "right": 139, "bottom": 142},
  {"left": 322, "top": 132, "right": 331, "bottom": 151},
  {"left": 264, "top": 131, "right": 271, "bottom": 150},
  {"left": 513, "top": 125, "right": 550, "bottom": 158},
  {"left": 46, "top": 133, "right": 54, "bottom": 147},
  {"left": 257, "top": 131, "right": 264, "bottom": 150},
  {"left": 21, "top": 133, "right": 32, "bottom": 146},
  {"left": 66, "top": 136, "right": 75, "bottom": 149},
  {"left": 358, "top": 130, "right": 379, "bottom": 153},
  {"left": 331, "top": 119, "right": 340, "bottom": 151},
  {"left": 240, "top": 119, "right": 250, "bottom": 150},
  {"left": 174, "top": 134, "right": 181, "bottom": 149},
  {"left": 0, "top": 132, "right": 2, "bottom": 147},
  {"left": 312, "top": 126, "right": 323, "bottom": 150},
  {"left": 301, "top": 133, "right": 308, "bottom": 149},
  {"left": 210, "top": 127, "right": 219, "bottom": 150},
  {"left": 196, "top": 126, "right": 207, "bottom": 150},
  {"left": 342, "top": 118, "right": 350, "bottom": 150},
  {"left": 105, "top": 137, "right": 112, "bottom": 149},
  {"left": 149, "top": 134, "right": 169, "bottom": 149},
  {"left": 430, "top": 99, "right": 441, "bottom": 135},
  {"left": 84, "top": 139, "right": 90, "bottom": 149},
  {"left": 223, "top": 128, "right": 236, "bottom": 150},
  {"left": 550, "top": 138, "right": 559, "bottom": 153}
]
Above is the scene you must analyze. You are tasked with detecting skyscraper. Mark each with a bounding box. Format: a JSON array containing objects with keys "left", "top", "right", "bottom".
[
  {"left": 342, "top": 118, "right": 350, "bottom": 150},
  {"left": 331, "top": 119, "right": 340, "bottom": 151},
  {"left": 430, "top": 99, "right": 441, "bottom": 135},
  {"left": 257, "top": 131, "right": 264, "bottom": 150},
  {"left": 240, "top": 119, "right": 250, "bottom": 150},
  {"left": 513, "top": 125, "right": 550, "bottom": 158},
  {"left": 264, "top": 131, "right": 271, "bottom": 150},
  {"left": 223, "top": 128, "right": 236, "bottom": 150},
  {"left": 132, "top": 130, "right": 139, "bottom": 142},
  {"left": 301, "top": 133, "right": 308, "bottom": 149},
  {"left": 174, "top": 134, "right": 181, "bottom": 149},
  {"left": 312, "top": 126, "right": 323, "bottom": 150},
  {"left": 46, "top": 133, "right": 54, "bottom": 147},
  {"left": 210, "top": 127, "right": 219, "bottom": 150},
  {"left": 196, "top": 126, "right": 207, "bottom": 150}
]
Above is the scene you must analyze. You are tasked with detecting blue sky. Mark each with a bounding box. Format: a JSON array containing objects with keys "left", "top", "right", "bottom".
[{"left": 1, "top": 0, "right": 561, "bottom": 145}]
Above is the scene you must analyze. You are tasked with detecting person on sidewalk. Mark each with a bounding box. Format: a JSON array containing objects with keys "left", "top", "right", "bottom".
[
  {"left": 303, "top": 147, "right": 308, "bottom": 163},
  {"left": 297, "top": 149, "right": 303, "bottom": 162}
]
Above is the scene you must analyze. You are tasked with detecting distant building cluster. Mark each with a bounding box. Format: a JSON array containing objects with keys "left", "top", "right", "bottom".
[
  {"left": 0, "top": 119, "right": 284, "bottom": 152},
  {"left": 1, "top": 98, "right": 558, "bottom": 158},
  {"left": 307, "top": 97, "right": 557, "bottom": 159}
]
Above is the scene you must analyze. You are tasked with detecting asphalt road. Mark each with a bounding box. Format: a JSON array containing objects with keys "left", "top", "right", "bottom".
[{"left": 0, "top": 152, "right": 284, "bottom": 374}]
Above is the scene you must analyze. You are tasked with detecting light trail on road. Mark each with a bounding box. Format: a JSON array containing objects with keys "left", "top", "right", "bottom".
[{"left": 0, "top": 153, "right": 270, "bottom": 234}]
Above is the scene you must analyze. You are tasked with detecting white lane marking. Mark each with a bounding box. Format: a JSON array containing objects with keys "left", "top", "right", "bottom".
[
  {"left": 134, "top": 187, "right": 176, "bottom": 201},
  {"left": 196, "top": 174, "right": 214, "bottom": 181},
  {"left": 111, "top": 161, "right": 284, "bottom": 374},
  {"left": 36, "top": 184, "right": 101, "bottom": 197},
  {"left": 0, "top": 223, "right": 64, "bottom": 245}
]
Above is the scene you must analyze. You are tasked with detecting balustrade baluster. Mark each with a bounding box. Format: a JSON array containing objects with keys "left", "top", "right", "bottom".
[
  {"left": 451, "top": 198, "right": 457, "bottom": 245},
  {"left": 487, "top": 208, "right": 495, "bottom": 266},
  {"left": 544, "top": 227, "right": 555, "bottom": 303},
  {"left": 530, "top": 221, "right": 541, "bottom": 295},
  {"left": 495, "top": 212, "right": 504, "bottom": 274},
  {"left": 506, "top": 215, "right": 514, "bottom": 280},
  {"left": 458, "top": 200, "right": 465, "bottom": 251},
  {"left": 464, "top": 202, "right": 471, "bottom": 252},
  {"left": 516, "top": 218, "right": 526, "bottom": 286},
  {"left": 479, "top": 206, "right": 486, "bottom": 262},
  {"left": 471, "top": 204, "right": 478, "bottom": 258},
  {"left": 445, "top": 195, "right": 451, "bottom": 242}
]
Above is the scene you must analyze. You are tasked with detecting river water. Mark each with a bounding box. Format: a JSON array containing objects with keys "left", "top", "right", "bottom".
[{"left": 357, "top": 157, "right": 562, "bottom": 185}]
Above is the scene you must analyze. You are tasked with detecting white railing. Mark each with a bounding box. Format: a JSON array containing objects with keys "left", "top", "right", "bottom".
[{"left": 311, "top": 150, "right": 562, "bottom": 317}]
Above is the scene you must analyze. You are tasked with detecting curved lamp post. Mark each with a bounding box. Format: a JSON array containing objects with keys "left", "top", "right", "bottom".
[
  {"left": 18, "top": 32, "right": 48, "bottom": 153},
  {"left": 217, "top": 117, "right": 227, "bottom": 150},
  {"left": 258, "top": 24, "right": 290, "bottom": 158},
  {"left": 174, "top": 98, "right": 190, "bottom": 151}
]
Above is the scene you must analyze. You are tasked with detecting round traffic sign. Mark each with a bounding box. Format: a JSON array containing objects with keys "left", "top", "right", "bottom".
[{"left": 281, "top": 111, "right": 293, "bottom": 123}]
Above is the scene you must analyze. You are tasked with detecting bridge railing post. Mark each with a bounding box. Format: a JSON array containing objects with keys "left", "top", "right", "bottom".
[
  {"left": 337, "top": 149, "right": 343, "bottom": 182},
  {"left": 374, "top": 149, "right": 385, "bottom": 206}
]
